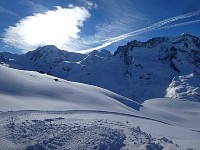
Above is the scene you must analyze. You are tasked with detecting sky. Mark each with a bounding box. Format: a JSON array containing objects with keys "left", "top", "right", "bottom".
[{"left": 0, "top": 0, "right": 200, "bottom": 54}]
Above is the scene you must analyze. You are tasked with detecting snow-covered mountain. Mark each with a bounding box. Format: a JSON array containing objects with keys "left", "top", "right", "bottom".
[
  {"left": 113, "top": 33, "right": 200, "bottom": 102},
  {"left": 1, "top": 33, "right": 200, "bottom": 103},
  {"left": 0, "top": 64, "right": 200, "bottom": 149},
  {"left": 1, "top": 34, "right": 200, "bottom": 149}
]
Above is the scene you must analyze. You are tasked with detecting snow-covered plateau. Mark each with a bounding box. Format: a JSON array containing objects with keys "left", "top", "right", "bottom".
[{"left": 0, "top": 34, "right": 200, "bottom": 149}]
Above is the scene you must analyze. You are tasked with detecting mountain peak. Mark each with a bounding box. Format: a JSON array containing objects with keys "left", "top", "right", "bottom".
[
  {"left": 177, "top": 33, "right": 200, "bottom": 41},
  {"left": 35, "top": 45, "right": 60, "bottom": 52},
  {"left": 181, "top": 33, "right": 196, "bottom": 38},
  {"left": 89, "top": 49, "right": 112, "bottom": 57}
]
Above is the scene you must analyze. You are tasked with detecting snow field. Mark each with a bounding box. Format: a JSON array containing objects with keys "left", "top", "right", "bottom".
[{"left": 1, "top": 112, "right": 182, "bottom": 150}]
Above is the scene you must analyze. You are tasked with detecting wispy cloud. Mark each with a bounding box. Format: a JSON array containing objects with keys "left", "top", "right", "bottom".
[
  {"left": 20, "top": 0, "right": 49, "bottom": 13},
  {"left": 61, "top": 0, "right": 148, "bottom": 52},
  {"left": 80, "top": 10, "right": 200, "bottom": 53},
  {"left": 2, "top": 6, "right": 91, "bottom": 52},
  {"left": 80, "top": 0, "right": 98, "bottom": 9},
  {"left": 93, "top": 0, "right": 147, "bottom": 39},
  {"left": 0, "top": 6, "right": 19, "bottom": 17}
]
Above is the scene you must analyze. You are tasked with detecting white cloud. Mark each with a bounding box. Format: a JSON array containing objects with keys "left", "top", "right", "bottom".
[{"left": 2, "top": 6, "right": 91, "bottom": 52}]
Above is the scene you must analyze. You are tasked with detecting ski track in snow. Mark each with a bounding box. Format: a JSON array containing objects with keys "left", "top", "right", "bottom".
[
  {"left": 2, "top": 110, "right": 172, "bottom": 125},
  {"left": 0, "top": 111, "right": 182, "bottom": 150}
]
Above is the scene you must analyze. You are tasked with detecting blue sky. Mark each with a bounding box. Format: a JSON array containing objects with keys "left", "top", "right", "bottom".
[{"left": 0, "top": 0, "right": 200, "bottom": 53}]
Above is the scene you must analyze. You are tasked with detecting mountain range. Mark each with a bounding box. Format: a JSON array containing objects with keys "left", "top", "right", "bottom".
[
  {"left": 1, "top": 33, "right": 199, "bottom": 103},
  {"left": 1, "top": 33, "right": 200, "bottom": 149}
]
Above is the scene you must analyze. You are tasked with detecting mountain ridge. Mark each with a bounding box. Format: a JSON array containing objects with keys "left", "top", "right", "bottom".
[{"left": 1, "top": 33, "right": 200, "bottom": 103}]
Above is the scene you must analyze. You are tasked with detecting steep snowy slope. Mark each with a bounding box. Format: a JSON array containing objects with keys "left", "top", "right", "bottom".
[
  {"left": 0, "top": 65, "right": 140, "bottom": 113},
  {"left": 1, "top": 34, "right": 200, "bottom": 103},
  {"left": 113, "top": 33, "right": 200, "bottom": 102}
]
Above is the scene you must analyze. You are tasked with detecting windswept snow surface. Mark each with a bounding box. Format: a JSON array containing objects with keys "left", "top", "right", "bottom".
[
  {"left": 0, "top": 65, "right": 140, "bottom": 113},
  {"left": 166, "top": 73, "right": 200, "bottom": 102},
  {"left": 0, "top": 65, "right": 200, "bottom": 149},
  {"left": 0, "top": 111, "right": 187, "bottom": 150}
]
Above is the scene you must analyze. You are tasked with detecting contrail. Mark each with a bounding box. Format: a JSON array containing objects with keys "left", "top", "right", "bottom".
[
  {"left": 105, "top": 10, "right": 200, "bottom": 43},
  {"left": 80, "top": 10, "right": 200, "bottom": 53},
  {"left": 156, "top": 19, "right": 200, "bottom": 30},
  {"left": 151, "top": 10, "right": 200, "bottom": 28}
]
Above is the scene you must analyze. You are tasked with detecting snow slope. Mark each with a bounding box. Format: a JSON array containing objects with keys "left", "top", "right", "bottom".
[
  {"left": 0, "top": 64, "right": 140, "bottom": 113},
  {"left": 141, "top": 98, "right": 200, "bottom": 129},
  {"left": 0, "top": 65, "right": 200, "bottom": 149}
]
